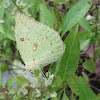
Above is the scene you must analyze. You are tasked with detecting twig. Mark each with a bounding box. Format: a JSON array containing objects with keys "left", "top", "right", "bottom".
[
  {"left": 56, "top": 88, "right": 63, "bottom": 93},
  {"left": 86, "top": 45, "right": 91, "bottom": 52},
  {"left": 89, "top": 78, "right": 100, "bottom": 82},
  {"left": 11, "top": 0, "right": 22, "bottom": 12},
  {"left": 88, "top": 72, "right": 93, "bottom": 78},
  {"left": 90, "top": 85, "right": 100, "bottom": 93}
]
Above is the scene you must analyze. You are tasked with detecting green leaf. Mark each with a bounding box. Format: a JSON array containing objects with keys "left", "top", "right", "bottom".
[
  {"left": 0, "top": 70, "right": 2, "bottom": 87},
  {"left": 78, "top": 31, "right": 90, "bottom": 50},
  {"left": 41, "top": 99, "right": 48, "bottom": 100},
  {"left": 49, "top": 62, "right": 57, "bottom": 74},
  {"left": 93, "top": 50, "right": 99, "bottom": 62},
  {"left": 15, "top": 76, "right": 29, "bottom": 87},
  {"left": 62, "top": 90, "right": 69, "bottom": 100},
  {"left": 80, "top": 39, "right": 90, "bottom": 50},
  {"left": 54, "top": 0, "right": 68, "bottom": 5},
  {"left": 70, "top": 93, "right": 76, "bottom": 100},
  {"left": 56, "top": 91, "right": 63, "bottom": 100},
  {"left": 79, "top": 17, "right": 92, "bottom": 31},
  {"left": 0, "top": 2, "right": 5, "bottom": 33},
  {"left": 0, "top": 2, "right": 5, "bottom": 19},
  {"left": 78, "top": 77, "right": 96, "bottom": 100},
  {"left": 50, "top": 57, "right": 62, "bottom": 74},
  {"left": 55, "top": 8, "right": 62, "bottom": 24},
  {"left": 57, "top": 26, "right": 80, "bottom": 81},
  {"left": 62, "top": 0, "right": 91, "bottom": 36},
  {"left": 0, "top": 24, "right": 5, "bottom": 33},
  {"left": 0, "top": 33, "right": 5, "bottom": 42},
  {"left": 97, "top": 93, "right": 100, "bottom": 100},
  {"left": 0, "top": 53, "right": 11, "bottom": 61},
  {"left": 53, "top": 98, "right": 59, "bottom": 100},
  {"left": 23, "top": 0, "right": 43, "bottom": 4},
  {"left": 67, "top": 74, "right": 79, "bottom": 95},
  {"left": 83, "top": 61, "right": 96, "bottom": 73},
  {"left": 54, "top": 8, "right": 62, "bottom": 30},
  {"left": 40, "top": 4, "right": 56, "bottom": 28},
  {"left": 82, "top": 74, "right": 89, "bottom": 84},
  {"left": 5, "top": 78, "right": 16, "bottom": 90},
  {"left": 28, "top": 4, "right": 40, "bottom": 19},
  {"left": 78, "top": 31, "right": 90, "bottom": 44},
  {"left": 52, "top": 76, "right": 63, "bottom": 89},
  {"left": 3, "top": 12, "right": 15, "bottom": 41},
  {"left": 51, "top": 76, "right": 63, "bottom": 93},
  {"left": 0, "top": 63, "right": 9, "bottom": 73}
]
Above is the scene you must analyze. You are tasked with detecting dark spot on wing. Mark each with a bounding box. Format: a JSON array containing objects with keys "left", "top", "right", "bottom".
[
  {"left": 28, "top": 27, "right": 30, "bottom": 29},
  {"left": 50, "top": 43, "right": 52, "bottom": 45},
  {"left": 51, "top": 51, "right": 53, "bottom": 53},
  {"left": 33, "top": 59, "right": 36, "bottom": 65},
  {"left": 46, "top": 37, "right": 48, "bottom": 39},
  {"left": 34, "top": 20, "right": 37, "bottom": 23},
  {"left": 20, "top": 38, "right": 24, "bottom": 41}
]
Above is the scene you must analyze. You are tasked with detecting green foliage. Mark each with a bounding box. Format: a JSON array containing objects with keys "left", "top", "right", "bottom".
[
  {"left": 67, "top": 74, "right": 79, "bottom": 95},
  {"left": 83, "top": 61, "right": 96, "bottom": 73},
  {"left": 78, "top": 77, "right": 96, "bottom": 100},
  {"left": 0, "top": 63, "right": 9, "bottom": 73},
  {"left": 5, "top": 78, "right": 16, "bottom": 90},
  {"left": 15, "top": 76, "right": 29, "bottom": 87},
  {"left": 57, "top": 26, "right": 80, "bottom": 81},
  {"left": 62, "top": 90, "right": 69, "bottom": 100},
  {"left": 40, "top": 4, "right": 56, "bottom": 28},
  {"left": 62, "top": 0, "right": 91, "bottom": 36},
  {"left": 93, "top": 49, "right": 100, "bottom": 62},
  {"left": 0, "top": 0, "right": 99, "bottom": 100},
  {"left": 78, "top": 31, "right": 91, "bottom": 50},
  {"left": 79, "top": 17, "right": 92, "bottom": 31},
  {"left": 0, "top": 70, "right": 2, "bottom": 87}
]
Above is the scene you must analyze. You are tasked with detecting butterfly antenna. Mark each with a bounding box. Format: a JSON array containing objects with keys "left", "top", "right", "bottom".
[
  {"left": 26, "top": 65, "right": 46, "bottom": 78},
  {"left": 37, "top": 66, "right": 46, "bottom": 79}
]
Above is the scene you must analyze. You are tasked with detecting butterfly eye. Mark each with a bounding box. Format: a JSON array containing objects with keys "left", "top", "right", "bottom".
[{"left": 51, "top": 51, "right": 53, "bottom": 53}]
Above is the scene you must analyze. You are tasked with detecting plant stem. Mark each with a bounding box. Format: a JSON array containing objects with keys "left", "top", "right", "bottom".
[
  {"left": 95, "top": 2, "right": 98, "bottom": 37},
  {"left": 11, "top": 0, "right": 22, "bottom": 12}
]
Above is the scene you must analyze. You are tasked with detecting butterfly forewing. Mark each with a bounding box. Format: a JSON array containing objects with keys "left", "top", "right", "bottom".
[{"left": 15, "top": 12, "right": 65, "bottom": 69}]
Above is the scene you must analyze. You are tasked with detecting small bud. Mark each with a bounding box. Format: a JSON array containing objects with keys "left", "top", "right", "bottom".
[
  {"left": 22, "top": 84, "right": 27, "bottom": 88},
  {"left": 50, "top": 92, "right": 57, "bottom": 97},
  {"left": 17, "top": 89, "right": 28, "bottom": 97},
  {"left": 36, "top": 89, "right": 41, "bottom": 97},
  {"left": 45, "top": 92, "right": 50, "bottom": 99},
  {"left": 30, "top": 84, "right": 35, "bottom": 88}
]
